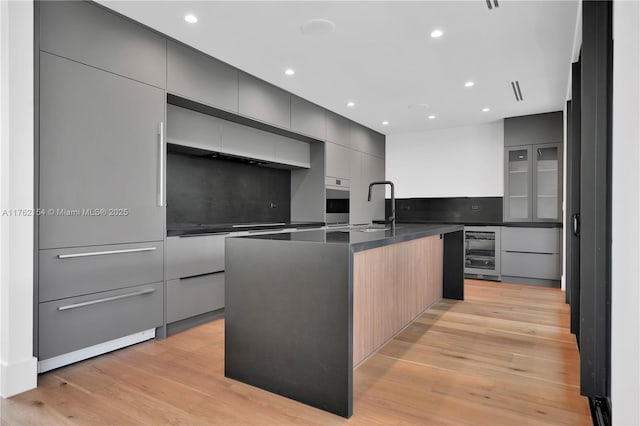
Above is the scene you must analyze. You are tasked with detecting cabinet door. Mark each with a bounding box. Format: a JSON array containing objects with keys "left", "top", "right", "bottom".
[
  {"left": 350, "top": 123, "right": 385, "bottom": 158},
  {"left": 238, "top": 73, "right": 291, "bottom": 128},
  {"left": 533, "top": 143, "right": 563, "bottom": 221},
  {"left": 275, "top": 138, "right": 310, "bottom": 169},
  {"left": 39, "top": 52, "right": 164, "bottom": 249},
  {"left": 349, "top": 150, "right": 367, "bottom": 225},
  {"left": 362, "top": 153, "right": 386, "bottom": 223},
  {"left": 291, "top": 96, "right": 326, "bottom": 140},
  {"left": 219, "top": 120, "right": 276, "bottom": 163},
  {"left": 326, "top": 112, "right": 351, "bottom": 147},
  {"left": 504, "top": 146, "right": 533, "bottom": 222},
  {"left": 40, "top": 1, "right": 166, "bottom": 88},
  {"left": 167, "top": 40, "right": 239, "bottom": 112},
  {"left": 325, "top": 142, "right": 351, "bottom": 180},
  {"left": 167, "top": 104, "right": 222, "bottom": 152}
]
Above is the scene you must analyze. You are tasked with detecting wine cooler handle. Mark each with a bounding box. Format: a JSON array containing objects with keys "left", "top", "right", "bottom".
[{"left": 572, "top": 213, "right": 580, "bottom": 237}]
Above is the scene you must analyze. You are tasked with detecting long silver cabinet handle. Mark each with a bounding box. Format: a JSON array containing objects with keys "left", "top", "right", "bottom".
[
  {"left": 57, "top": 288, "right": 155, "bottom": 311},
  {"left": 57, "top": 247, "right": 157, "bottom": 259},
  {"left": 158, "top": 121, "right": 165, "bottom": 207}
]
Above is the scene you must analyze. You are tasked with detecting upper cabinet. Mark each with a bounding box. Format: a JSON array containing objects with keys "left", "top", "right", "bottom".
[
  {"left": 167, "top": 104, "right": 222, "bottom": 152},
  {"left": 326, "top": 112, "right": 351, "bottom": 148},
  {"left": 291, "top": 96, "right": 326, "bottom": 141},
  {"left": 504, "top": 112, "right": 563, "bottom": 223},
  {"left": 40, "top": 1, "right": 166, "bottom": 88},
  {"left": 325, "top": 142, "right": 352, "bottom": 181},
  {"left": 349, "top": 123, "right": 385, "bottom": 158},
  {"left": 239, "top": 73, "right": 291, "bottom": 128},
  {"left": 167, "top": 41, "right": 239, "bottom": 112},
  {"left": 504, "top": 112, "right": 563, "bottom": 146}
]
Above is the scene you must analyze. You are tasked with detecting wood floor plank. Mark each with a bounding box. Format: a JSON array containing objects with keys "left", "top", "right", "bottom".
[{"left": 1, "top": 280, "right": 590, "bottom": 425}]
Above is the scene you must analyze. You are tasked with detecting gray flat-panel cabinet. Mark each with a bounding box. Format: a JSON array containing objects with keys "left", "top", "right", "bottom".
[
  {"left": 504, "top": 112, "right": 563, "bottom": 147},
  {"left": 166, "top": 235, "right": 226, "bottom": 280},
  {"left": 350, "top": 123, "right": 385, "bottom": 158},
  {"left": 326, "top": 112, "right": 351, "bottom": 148},
  {"left": 501, "top": 227, "right": 560, "bottom": 253},
  {"left": 39, "top": 282, "right": 163, "bottom": 360},
  {"left": 167, "top": 104, "right": 222, "bottom": 152},
  {"left": 325, "top": 142, "right": 351, "bottom": 180},
  {"left": 220, "top": 119, "right": 277, "bottom": 163},
  {"left": 167, "top": 273, "right": 225, "bottom": 323},
  {"left": 39, "top": 52, "right": 164, "bottom": 249},
  {"left": 39, "top": 241, "right": 164, "bottom": 302},
  {"left": 500, "top": 226, "right": 562, "bottom": 284},
  {"left": 362, "top": 153, "right": 386, "bottom": 223},
  {"left": 275, "top": 138, "right": 310, "bottom": 169},
  {"left": 291, "top": 96, "right": 326, "bottom": 141},
  {"left": 167, "top": 40, "right": 239, "bottom": 112},
  {"left": 239, "top": 73, "right": 291, "bottom": 128},
  {"left": 504, "top": 143, "right": 563, "bottom": 222},
  {"left": 40, "top": 1, "right": 166, "bottom": 88},
  {"left": 349, "top": 150, "right": 370, "bottom": 225}
]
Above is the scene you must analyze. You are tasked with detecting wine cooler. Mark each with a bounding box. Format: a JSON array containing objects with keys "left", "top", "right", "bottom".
[{"left": 464, "top": 226, "right": 501, "bottom": 280}]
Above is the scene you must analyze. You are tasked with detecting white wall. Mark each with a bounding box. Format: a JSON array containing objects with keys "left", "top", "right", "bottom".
[
  {"left": 611, "top": 1, "right": 640, "bottom": 424},
  {"left": 0, "top": 0, "right": 37, "bottom": 397},
  {"left": 386, "top": 121, "right": 504, "bottom": 198}
]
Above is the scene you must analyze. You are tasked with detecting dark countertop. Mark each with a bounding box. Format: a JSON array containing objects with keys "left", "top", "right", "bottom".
[
  {"left": 167, "top": 221, "right": 325, "bottom": 237},
  {"left": 396, "top": 220, "right": 562, "bottom": 228},
  {"left": 232, "top": 223, "right": 463, "bottom": 253}
]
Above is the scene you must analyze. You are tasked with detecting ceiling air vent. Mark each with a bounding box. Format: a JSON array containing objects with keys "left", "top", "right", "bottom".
[
  {"left": 486, "top": 0, "right": 500, "bottom": 10},
  {"left": 510, "top": 81, "right": 524, "bottom": 101}
]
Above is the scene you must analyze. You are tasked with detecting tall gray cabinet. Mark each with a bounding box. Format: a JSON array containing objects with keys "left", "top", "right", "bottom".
[
  {"left": 504, "top": 112, "right": 563, "bottom": 223},
  {"left": 37, "top": 1, "right": 165, "bottom": 372}
]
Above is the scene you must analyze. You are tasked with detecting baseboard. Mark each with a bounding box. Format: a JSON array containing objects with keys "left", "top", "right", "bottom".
[
  {"left": 589, "top": 397, "right": 611, "bottom": 426},
  {"left": 37, "top": 328, "right": 156, "bottom": 373},
  {"left": 500, "top": 275, "right": 561, "bottom": 288},
  {"left": 0, "top": 356, "right": 38, "bottom": 398},
  {"left": 167, "top": 308, "right": 225, "bottom": 336}
]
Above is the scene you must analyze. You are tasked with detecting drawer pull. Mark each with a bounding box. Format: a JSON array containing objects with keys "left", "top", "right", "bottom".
[
  {"left": 57, "top": 288, "right": 155, "bottom": 311},
  {"left": 504, "top": 250, "right": 555, "bottom": 255},
  {"left": 58, "top": 247, "right": 157, "bottom": 259}
]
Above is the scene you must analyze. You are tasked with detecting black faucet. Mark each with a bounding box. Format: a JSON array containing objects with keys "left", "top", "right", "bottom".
[{"left": 367, "top": 181, "right": 395, "bottom": 229}]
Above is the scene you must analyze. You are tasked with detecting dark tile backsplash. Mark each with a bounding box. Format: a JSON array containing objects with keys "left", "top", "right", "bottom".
[
  {"left": 386, "top": 197, "right": 503, "bottom": 224},
  {"left": 167, "top": 152, "right": 291, "bottom": 227}
]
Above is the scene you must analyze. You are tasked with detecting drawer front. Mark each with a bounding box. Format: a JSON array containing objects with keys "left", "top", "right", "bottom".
[
  {"left": 501, "top": 227, "right": 560, "bottom": 253},
  {"left": 501, "top": 252, "right": 561, "bottom": 280},
  {"left": 166, "top": 235, "right": 226, "bottom": 280},
  {"left": 167, "top": 273, "right": 225, "bottom": 323},
  {"left": 39, "top": 242, "right": 163, "bottom": 302},
  {"left": 39, "top": 282, "right": 163, "bottom": 360}
]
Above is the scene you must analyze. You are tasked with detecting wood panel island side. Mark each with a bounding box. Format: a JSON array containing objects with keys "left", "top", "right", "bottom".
[{"left": 224, "top": 224, "right": 464, "bottom": 418}]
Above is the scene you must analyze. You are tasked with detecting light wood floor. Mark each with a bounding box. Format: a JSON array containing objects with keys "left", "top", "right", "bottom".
[{"left": 1, "top": 280, "right": 591, "bottom": 425}]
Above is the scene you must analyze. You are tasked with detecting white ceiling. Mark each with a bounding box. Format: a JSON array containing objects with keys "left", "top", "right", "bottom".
[{"left": 99, "top": 0, "right": 579, "bottom": 136}]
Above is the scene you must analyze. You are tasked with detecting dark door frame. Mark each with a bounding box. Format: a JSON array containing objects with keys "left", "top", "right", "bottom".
[
  {"left": 568, "top": 60, "right": 582, "bottom": 340},
  {"left": 579, "top": 0, "right": 612, "bottom": 423}
]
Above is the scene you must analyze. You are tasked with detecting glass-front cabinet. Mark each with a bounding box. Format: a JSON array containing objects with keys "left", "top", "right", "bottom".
[{"left": 504, "top": 143, "right": 562, "bottom": 222}]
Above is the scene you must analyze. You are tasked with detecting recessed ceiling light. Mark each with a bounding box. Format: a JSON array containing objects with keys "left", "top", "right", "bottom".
[
  {"left": 482, "top": 107, "right": 491, "bottom": 112},
  {"left": 184, "top": 14, "right": 198, "bottom": 24},
  {"left": 347, "top": 101, "right": 355, "bottom": 107},
  {"left": 382, "top": 121, "right": 389, "bottom": 126},
  {"left": 430, "top": 29, "right": 443, "bottom": 38},
  {"left": 464, "top": 81, "right": 475, "bottom": 88},
  {"left": 301, "top": 19, "right": 336, "bottom": 36},
  {"left": 284, "top": 68, "right": 295, "bottom": 76},
  {"left": 428, "top": 115, "right": 436, "bottom": 120}
]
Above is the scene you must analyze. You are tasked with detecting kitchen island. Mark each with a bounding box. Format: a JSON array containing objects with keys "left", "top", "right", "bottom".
[{"left": 224, "top": 224, "right": 463, "bottom": 418}]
